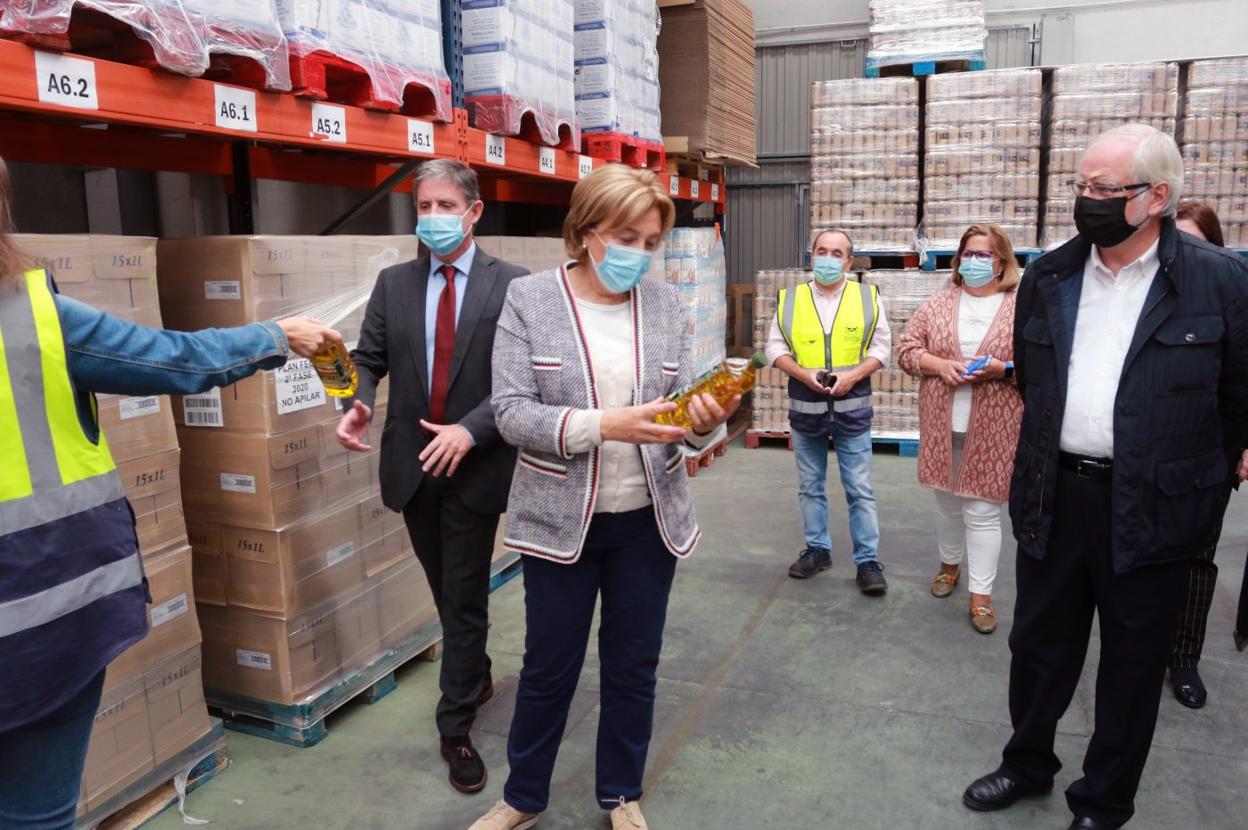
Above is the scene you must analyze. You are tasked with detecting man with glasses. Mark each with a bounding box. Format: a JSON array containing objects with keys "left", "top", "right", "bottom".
[{"left": 962, "top": 124, "right": 1248, "bottom": 829}]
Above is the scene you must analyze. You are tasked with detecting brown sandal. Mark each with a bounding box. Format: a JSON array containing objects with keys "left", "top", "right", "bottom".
[{"left": 931, "top": 566, "right": 960, "bottom": 598}]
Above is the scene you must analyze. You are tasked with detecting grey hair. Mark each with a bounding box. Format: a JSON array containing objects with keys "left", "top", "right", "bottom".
[
  {"left": 1085, "top": 123, "right": 1184, "bottom": 217},
  {"left": 811, "top": 228, "right": 854, "bottom": 258},
  {"left": 413, "top": 158, "right": 480, "bottom": 206}
]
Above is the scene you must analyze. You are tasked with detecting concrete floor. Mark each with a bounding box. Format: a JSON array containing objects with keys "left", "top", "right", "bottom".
[{"left": 152, "top": 442, "right": 1248, "bottom": 830}]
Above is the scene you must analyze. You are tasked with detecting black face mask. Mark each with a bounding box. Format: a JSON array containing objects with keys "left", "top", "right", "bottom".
[{"left": 1073, "top": 194, "right": 1143, "bottom": 248}]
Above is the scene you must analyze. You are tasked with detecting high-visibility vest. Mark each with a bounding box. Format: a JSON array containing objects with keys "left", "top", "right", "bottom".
[
  {"left": 776, "top": 281, "right": 880, "bottom": 435},
  {"left": 0, "top": 269, "right": 148, "bottom": 732}
]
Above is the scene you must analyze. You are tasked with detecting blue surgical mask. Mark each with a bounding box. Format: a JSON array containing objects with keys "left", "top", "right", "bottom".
[
  {"left": 416, "top": 207, "right": 473, "bottom": 255},
  {"left": 812, "top": 256, "right": 846, "bottom": 285},
  {"left": 959, "top": 258, "right": 997, "bottom": 288},
  {"left": 590, "top": 232, "right": 653, "bottom": 293}
]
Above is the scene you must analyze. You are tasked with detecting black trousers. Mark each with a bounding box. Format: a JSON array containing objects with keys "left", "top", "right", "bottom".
[
  {"left": 1002, "top": 469, "right": 1188, "bottom": 827},
  {"left": 1170, "top": 490, "right": 1232, "bottom": 670},
  {"left": 403, "top": 475, "right": 500, "bottom": 738}
]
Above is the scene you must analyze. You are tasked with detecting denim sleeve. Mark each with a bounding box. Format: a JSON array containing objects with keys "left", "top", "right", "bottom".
[{"left": 58, "top": 295, "right": 290, "bottom": 397}]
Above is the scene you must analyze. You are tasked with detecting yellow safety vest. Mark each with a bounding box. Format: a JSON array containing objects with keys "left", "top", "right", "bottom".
[{"left": 778, "top": 281, "right": 879, "bottom": 371}]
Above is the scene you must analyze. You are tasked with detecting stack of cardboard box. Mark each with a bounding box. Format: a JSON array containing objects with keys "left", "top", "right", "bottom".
[
  {"left": 156, "top": 235, "right": 440, "bottom": 708},
  {"left": 867, "top": 0, "right": 987, "bottom": 65},
  {"left": 748, "top": 269, "right": 809, "bottom": 433},
  {"left": 810, "top": 78, "right": 920, "bottom": 252},
  {"left": 1044, "top": 62, "right": 1179, "bottom": 248},
  {"left": 475, "top": 236, "right": 568, "bottom": 274},
  {"left": 1182, "top": 57, "right": 1248, "bottom": 249},
  {"left": 15, "top": 234, "right": 212, "bottom": 817},
  {"left": 663, "top": 228, "right": 727, "bottom": 378}
]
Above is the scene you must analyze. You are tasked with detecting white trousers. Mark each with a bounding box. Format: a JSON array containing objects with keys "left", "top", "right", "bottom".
[{"left": 933, "top": 489, "right": 1002, "bottom": 595}]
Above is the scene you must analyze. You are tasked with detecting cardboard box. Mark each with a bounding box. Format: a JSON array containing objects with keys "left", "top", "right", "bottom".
[
  {"left": 144, "top": 646, "right": 212, "bottom": 766},
  {"left": 98, "top": 394, "right": 179, "bottom": 465},
  {"left": 189, "top": 524, "right": 228, "bottom": 607},
  {"left": 379, "top": 559, "right": 437, "bottom": 649},
  {"left": 80, "top": 673, "right": 153, "bottom": 812},
  {"left": 106, "top": 545, "right": 200, "bottom": 687},
  {"left": 117, "top": 449, "right": 188, "bottom": 556}
]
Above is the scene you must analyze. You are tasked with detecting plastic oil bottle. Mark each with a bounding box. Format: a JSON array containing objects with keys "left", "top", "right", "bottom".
[
  {"left": 312, "top": 341, "right": 359, "bottom": 398},
  {"left": 655, "top": 352, "right": 766, "bottom": 428}
]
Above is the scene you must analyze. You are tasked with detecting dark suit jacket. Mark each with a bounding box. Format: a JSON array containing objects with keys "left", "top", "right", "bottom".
[
  {"left": 350, "top": 246, "right": 528, "bottom": 515},
  {"left": 1009, "top": 218, "right": 1248, "bottom": 573}
]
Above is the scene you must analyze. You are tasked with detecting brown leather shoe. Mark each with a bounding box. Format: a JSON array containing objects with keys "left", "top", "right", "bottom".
[
  {"left": 931, "top": 566, "right": 960, "bottom": 598},
  {"left": 971, "top": 604, "right": 997, "bottom": 634}
]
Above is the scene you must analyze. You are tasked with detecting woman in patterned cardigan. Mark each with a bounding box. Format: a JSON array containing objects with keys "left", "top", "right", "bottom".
[{"left": 897, "top": 224, "right": 1023, "bottom": 633}]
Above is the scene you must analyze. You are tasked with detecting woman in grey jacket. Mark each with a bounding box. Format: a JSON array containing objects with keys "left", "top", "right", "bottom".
[{"left": 470, "top": 166, "right": 738, "bottom": 830}]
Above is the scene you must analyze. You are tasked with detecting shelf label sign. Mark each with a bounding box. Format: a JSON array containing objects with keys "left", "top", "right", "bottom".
[
  {"left": 711, "top": 183, "right": 720, "bottom": 202},
  {"left": 408, "top": 119, "right": 435, "bottom": 155},
  {"left": 578, "top": 155, "right": 594, "bottom": 179},
  {"left": 274, "top": 358, "right": 326, "bottom": 415},
  {"left": 669, "top": 176, "right": 681, "bottom": 197},
  {"left": 539, "top": 146, "right": 557, "bottom": 176},
  {"left": 35, "top": 52, "right": 98, "bottom": 111},
  {"left": 312, "top": 103, "right": 346, "bottom": 143},
  {"left": 485, "top": 134, "right": 507, "bottom": 166},
  {"left": 214, "top": 84, "right": 257, "bottom": 133},
  {"left": 690, "top": 180, "right": 700, "bottom": 200}
]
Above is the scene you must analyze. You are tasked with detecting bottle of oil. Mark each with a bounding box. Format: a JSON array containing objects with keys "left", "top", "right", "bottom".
[
  {"left": 311, "top": 340, "right": 358, "bottom": 398},
  {"left": 655, "top": 351, "right": 766, "bottom": 428}
]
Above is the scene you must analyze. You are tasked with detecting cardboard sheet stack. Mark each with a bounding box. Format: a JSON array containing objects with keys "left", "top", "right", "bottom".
[
  {"left": 14, "top": 234, "right": 212, "bottom": 817},
  {"left": 475, "top": 236, "right": 568, "bottom": 274},
  {"left": 1182, "top": 57, "right": 1248, "bottom": 249},
  {"left": 867, "top": 0, "right": 986, "bottom": 65},
  {"left": 1043, "top": 62, "right": 1179, "bottom": 248},
  {"left": 656, "top": 0, "right": 756, "bottom": 165},
  {"left": 861, "top": 269, "right": 952, "bottom": 438},
  {"left": 156, "top": 235, "right": 440, "bottom": 708},
  {"left": 924, "top": 68, "right": 1043, "bottom": 250},
  {"left": 574, "top": 0, "right": 662, "bottom": 140},
  {"left": 748, "top": 269, "right": 810, "bottom": 433},
  {"left": 663, "top": 228, "right": 727, "bottom": 378},
  {"left": 463, "top": 0, "right": 578, "bottom": 147},
  {"left": 811, "top": 78, "right": 920, "bottom": 253}
]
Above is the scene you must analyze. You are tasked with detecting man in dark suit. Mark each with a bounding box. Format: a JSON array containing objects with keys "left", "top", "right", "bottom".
[
  {"left": 337, "top": 159, "right": 527, "bottom": 794},
  {"left": 962, "top": 124, "right": 1248, "bottom": 829}
]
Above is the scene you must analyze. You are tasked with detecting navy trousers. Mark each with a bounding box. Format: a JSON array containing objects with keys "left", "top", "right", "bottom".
[{"left": 504, "top": 508, "right": 678, "bottom": 814}]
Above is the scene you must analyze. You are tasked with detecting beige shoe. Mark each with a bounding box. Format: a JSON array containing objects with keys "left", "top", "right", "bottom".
[
  {"left": 931, "top": 566, "right": 960, "bottom": 598},
  {"left": 970, "top": 604, "right": 997, "bottom": 634},
  {"left": 468, "top": 801, "right": 539, "bottom": 830},
  {"left": 610, "top": 799, "right": 648, "bottom": 830}
]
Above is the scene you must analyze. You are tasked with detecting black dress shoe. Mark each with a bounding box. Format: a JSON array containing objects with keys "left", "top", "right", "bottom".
[
  {"left": 440, "top": 735, "right": 488, "bottom": 794},
  {"left": 788, "top": 547, "right": 831, "bottom": 579},
  {"left": 1068, "top": 816, "right": 1123, "bottom": 830},
  {"left": 962, "top": 769, "right": 1052, "bottom": 812},
  {"left": 1170, "top": 666, "right": 1208, "bottom": 709},
  {"left": 856, "top": 561, "right": 888, "bottom": 596}
]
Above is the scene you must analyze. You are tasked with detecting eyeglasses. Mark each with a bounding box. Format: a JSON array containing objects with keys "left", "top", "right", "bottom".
[
  {"left": 961, "top": 251, "right": 996, "bottom": 261},
  {"left": 1067, "top": 180, "right": 1152, "bottom": 198}
]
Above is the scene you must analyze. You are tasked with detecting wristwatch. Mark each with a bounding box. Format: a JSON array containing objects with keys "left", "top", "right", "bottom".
[{"left": 1003, "top": 360, "right": 1015, "bottom": 381}]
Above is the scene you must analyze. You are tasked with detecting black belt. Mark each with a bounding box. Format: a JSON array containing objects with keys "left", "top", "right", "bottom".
[{"left": 1058, "top": 452, "right": 1113, "bottom": 481}]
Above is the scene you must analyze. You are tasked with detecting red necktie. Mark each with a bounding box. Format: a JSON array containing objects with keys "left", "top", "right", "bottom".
[{"left": 429, "top": 264, "right": 457, "bottom": 424}]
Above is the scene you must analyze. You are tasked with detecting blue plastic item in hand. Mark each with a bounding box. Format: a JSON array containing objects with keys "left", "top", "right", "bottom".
[{"left": 963, "top": 355, "right": 991, "bottom": 378}]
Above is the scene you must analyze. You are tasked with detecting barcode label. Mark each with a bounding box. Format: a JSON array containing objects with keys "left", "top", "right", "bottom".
[
  {"left": 326, "top": 542, "right": 355, "bottom": 568},
  {"left": 151, "top": 594, "right": 188, "bottom": 628},
  {"left": 118, "top": 396, "right": 160, "bottom": 420},
  {"left": 236, "top": 649, "right": 272, "bottom": 671},
  {"left": 204, "top": 280, "right": 241, "bottom": 300},
  {"left": 182, "top": 387, "right": 223, "bottom": 427},
  {"left": 220, "top": 473, "right": 257, "bottom": 494}
]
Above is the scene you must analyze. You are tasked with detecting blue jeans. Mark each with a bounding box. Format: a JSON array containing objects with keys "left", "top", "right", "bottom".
[
  {"left": 504, "top": 508, "right": 677, "bottom": 814},
  {"left": 0, "top": 670, "right": 104, "bottom": 830},
  {"left": 792, "top": 423, "right": 880, "bottom": 565}
]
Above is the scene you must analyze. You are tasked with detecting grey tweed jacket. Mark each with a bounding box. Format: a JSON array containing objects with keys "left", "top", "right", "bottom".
[{"left": 492, "top": 265, "right": 703, "bottom": 563}]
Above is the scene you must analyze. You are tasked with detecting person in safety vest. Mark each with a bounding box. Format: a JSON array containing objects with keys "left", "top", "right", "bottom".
[
  {"left": 765, "top": 228, "right": 891, "bottom": 595},
  {"left": 0, "top": 155, "right": 339, "bottom": 830}
]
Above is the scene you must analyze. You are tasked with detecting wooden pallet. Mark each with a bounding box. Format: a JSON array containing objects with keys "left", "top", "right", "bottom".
[
  {"left": 208, "top": 553, "right": 523, "bottom": 748},
  {"left": 466, "top": 94, "right": 579, "bottom": 150},
  {"left": 865, "top": 52, "right": 987, "bottom": 79},
  {"left": 745, "top": 428, "right": 920, "bottom": 458},
  {"left": 683, "top": 437, "right": 727, "bottom": 478},
  {"left": 745, "top": 428, "right": 793, "bottom": 449},
  {"left": 857, "top": 251, "right": 923, "bottom": 270},
  {"left": 583, "top": 132, "right": 666, "bottom": 170},
  {"left": 920, "top": 248, "right": 1043, "bottom": 271},
  {"left": 289, "top": 50, "right": 451, "bottom": 118}
]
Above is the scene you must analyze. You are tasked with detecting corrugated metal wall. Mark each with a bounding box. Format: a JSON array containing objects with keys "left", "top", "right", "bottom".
[{"left": 725, "top": 26, "right": 1036, "bottom": 283}]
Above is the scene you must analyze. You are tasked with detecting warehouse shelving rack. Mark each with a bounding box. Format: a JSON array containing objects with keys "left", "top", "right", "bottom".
[{"left": 0, "top": 38, "right": 726, "bottom": 233}]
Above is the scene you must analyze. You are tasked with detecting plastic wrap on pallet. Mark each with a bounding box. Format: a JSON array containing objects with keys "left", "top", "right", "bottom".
[
  {"left": 462, "top": 0, "right": 578, "bottom": 147},
  {"left": 1, "top": 1, "right": 290, "bottom": 90},
  {"left": 748, "top": 268, "right": 807, "bottom": 433},
  {"left": 663, "top": 228, "right": 727, "bottom": 378},
  {"left": 1044, "top": 61, "right": 1179, "bottom": 249},
  {"left": 1182, "top": 57, "right": 1248, "bottom": 250},
  {"left": 867, "top": 0, "right": 986, "bottom": 64},
  {"left": 861, "top": 269, "right": 953, "bottom": 438},
  {"left": 574, "top": 0, "right": 661, "bottom": 141},
  {"left": 922, "top": 68, "right": 1042, "bottom": 250},
  {"left": 810, "top": 78, "right": 919, "bottom": 252},
  {"left": 275, "top": 0, "right": 452, "bottom": 118}
]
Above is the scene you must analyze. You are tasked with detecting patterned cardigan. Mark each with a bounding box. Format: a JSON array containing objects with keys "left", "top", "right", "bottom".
[
  {"left": 896, "top": 285, "right": 1023, "bottom": 504},
  {"left": 491, "top": 265, "right": 702, "bottom": 563}
]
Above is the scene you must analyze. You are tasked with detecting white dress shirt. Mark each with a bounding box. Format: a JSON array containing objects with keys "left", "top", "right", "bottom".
[
  {"left": 765, "top": 279, "right": 893, "bottom": 369},
  {"left": 1059, "top": 240, "right": 1160, "bottom": 458},
  {"left": 951, "top": 291, "right": 1006, "bottom": 433}
]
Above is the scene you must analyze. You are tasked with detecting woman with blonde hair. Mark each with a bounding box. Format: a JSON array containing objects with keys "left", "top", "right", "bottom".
[
  {"left": 897, "top": 224, "right": 1024, "bottom": 633},
  {"left": 469, "top": 165, "right": 737, "bottom": 830}
]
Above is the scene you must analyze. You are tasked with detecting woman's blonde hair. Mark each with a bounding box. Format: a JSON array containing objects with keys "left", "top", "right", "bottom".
[
  {"left": 951, "top": 224, "right": 1021, "bottom": 290},
  {"left": 563, "top": 165, "right": 675, "bottom": 259},
  {"left": 0, "top": 156, "right": 24, "bottom": 285}
]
